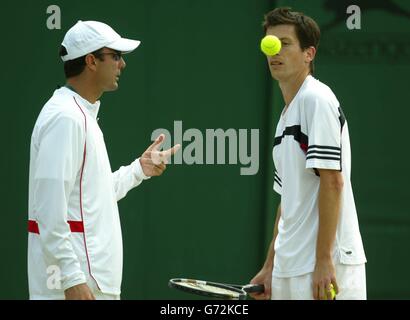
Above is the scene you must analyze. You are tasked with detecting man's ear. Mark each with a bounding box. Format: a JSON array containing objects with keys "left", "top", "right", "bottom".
[
  {"left": 305, "top": 46, "right": 316, "bottom": 64},
  {"left": 85, "top": 54, "right": 97, "bottom": 71}
]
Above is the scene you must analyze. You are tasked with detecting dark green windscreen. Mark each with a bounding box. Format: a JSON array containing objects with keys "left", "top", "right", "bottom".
[{"left": 1, "top": 0, "right": 409, "bottom": 299}]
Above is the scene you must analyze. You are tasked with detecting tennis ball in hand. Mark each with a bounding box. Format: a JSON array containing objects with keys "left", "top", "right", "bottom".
[
  {"left": 260, "top": 35, "right": 281, "bottom": 56},
  {"left": 329, "top": 284, "right": 336, "bottom": 300}
]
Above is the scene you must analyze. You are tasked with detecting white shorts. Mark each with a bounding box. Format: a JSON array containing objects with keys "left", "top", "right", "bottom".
[{"left": 271, "top": 264, "right": 366, "bottom": 300}]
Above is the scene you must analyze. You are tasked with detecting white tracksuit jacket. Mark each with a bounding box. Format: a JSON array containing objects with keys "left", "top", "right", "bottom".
[{"left": 28, "top": 87, "right": 148, "bottom": 299}]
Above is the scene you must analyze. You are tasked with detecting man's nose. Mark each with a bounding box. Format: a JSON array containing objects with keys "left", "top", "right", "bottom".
[{"left": 120, "top": 57, "right": 126, "bottom": 69}]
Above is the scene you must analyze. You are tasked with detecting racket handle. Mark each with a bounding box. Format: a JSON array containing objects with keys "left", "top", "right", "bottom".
[{"left": 243, "top": 284, "right": 265, "bottom": 293}]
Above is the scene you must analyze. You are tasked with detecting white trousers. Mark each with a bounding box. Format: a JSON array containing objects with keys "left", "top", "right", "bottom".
[{"left": 271, "top": 264, "right": 366, "bottom": 300}]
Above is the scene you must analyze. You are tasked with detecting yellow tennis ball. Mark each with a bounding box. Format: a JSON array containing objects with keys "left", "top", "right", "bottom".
[
  {"left": 260, "top": 35, "right": 281, "bottom": 56},
  {"left": 329, "top": 284, "right": 336, "bottom": 300}
]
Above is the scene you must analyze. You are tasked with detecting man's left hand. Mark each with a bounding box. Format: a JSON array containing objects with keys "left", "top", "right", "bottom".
[
  {"left": 140, "top": 134, "right": 181, "bottom": 177},
  {"left": 312, "top": 257, "right": 339, "bottom": 300}
]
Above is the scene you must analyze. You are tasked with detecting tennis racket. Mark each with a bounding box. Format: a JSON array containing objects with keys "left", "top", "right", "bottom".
[{"left": 168, "top": 278, "right": 265, "bottom": 300}]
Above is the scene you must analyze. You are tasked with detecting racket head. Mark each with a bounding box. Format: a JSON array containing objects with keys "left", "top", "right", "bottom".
[{"left": 168, "top": 278, "right": 247, "bottom": 300}]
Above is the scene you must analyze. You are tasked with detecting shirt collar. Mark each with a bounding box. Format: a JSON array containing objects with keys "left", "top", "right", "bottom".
[{"left": 60, "top": 86, "right": 101, "bottom": 119}]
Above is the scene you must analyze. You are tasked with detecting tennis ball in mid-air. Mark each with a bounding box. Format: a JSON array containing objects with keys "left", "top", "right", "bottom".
[{"left": 260, "top": 35, "right": 281, "bottom": 56}]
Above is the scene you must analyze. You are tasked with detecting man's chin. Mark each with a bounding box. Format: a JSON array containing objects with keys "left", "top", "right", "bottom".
[
  {"left": 270, "top": 71, "right": 287, "bottom": 81},
  {"left": 270, "top": 73, "right": 281, "bottom": 81},
  {"left": 105, "top": 83, "right": 119, "bottom": 92}
]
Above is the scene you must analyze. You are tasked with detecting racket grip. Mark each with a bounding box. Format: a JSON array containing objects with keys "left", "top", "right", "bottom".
[{"left": 243, "top": 284, "right": 265, "bottom": 293}]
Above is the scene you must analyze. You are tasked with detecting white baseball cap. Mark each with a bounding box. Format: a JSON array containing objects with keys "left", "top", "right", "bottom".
[{"left": 61, "top": 20, "right": 141, "bottom": 62}]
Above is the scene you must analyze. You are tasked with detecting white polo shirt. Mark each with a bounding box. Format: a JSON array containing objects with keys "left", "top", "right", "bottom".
[
  {"left": 28, "top": 87, "right": 148, "bottom": 299},
  {"left": 272, "top": 75, "right": 366, "bottom": 278}
]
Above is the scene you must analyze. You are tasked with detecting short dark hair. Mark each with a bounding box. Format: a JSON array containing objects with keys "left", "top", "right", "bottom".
[
  {"left": 59, "top": 46, "right": 105, "bottom": 78},
  {"left": 262, "top": 7, "right": 320, "bottom": 74}
]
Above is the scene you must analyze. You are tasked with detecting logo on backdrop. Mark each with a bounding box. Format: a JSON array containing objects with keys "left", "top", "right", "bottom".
[
  {"left": 322, "top": 0, "right": 410, "bottom": 31},
  {"left": 319, "top": 1, "right": 410, "bottom": 63}
]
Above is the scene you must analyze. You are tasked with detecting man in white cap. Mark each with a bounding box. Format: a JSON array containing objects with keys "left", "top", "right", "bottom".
[{"left": 27, "top": 21, "right": 180, "bottom": 300}]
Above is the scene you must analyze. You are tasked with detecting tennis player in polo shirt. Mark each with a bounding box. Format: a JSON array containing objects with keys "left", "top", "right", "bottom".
[
  {"left": 250, "top": 8, "right": 367, "bottom": 300},
  {"left": 28, "top": 20, "right": 180, "bottom": 300}
]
